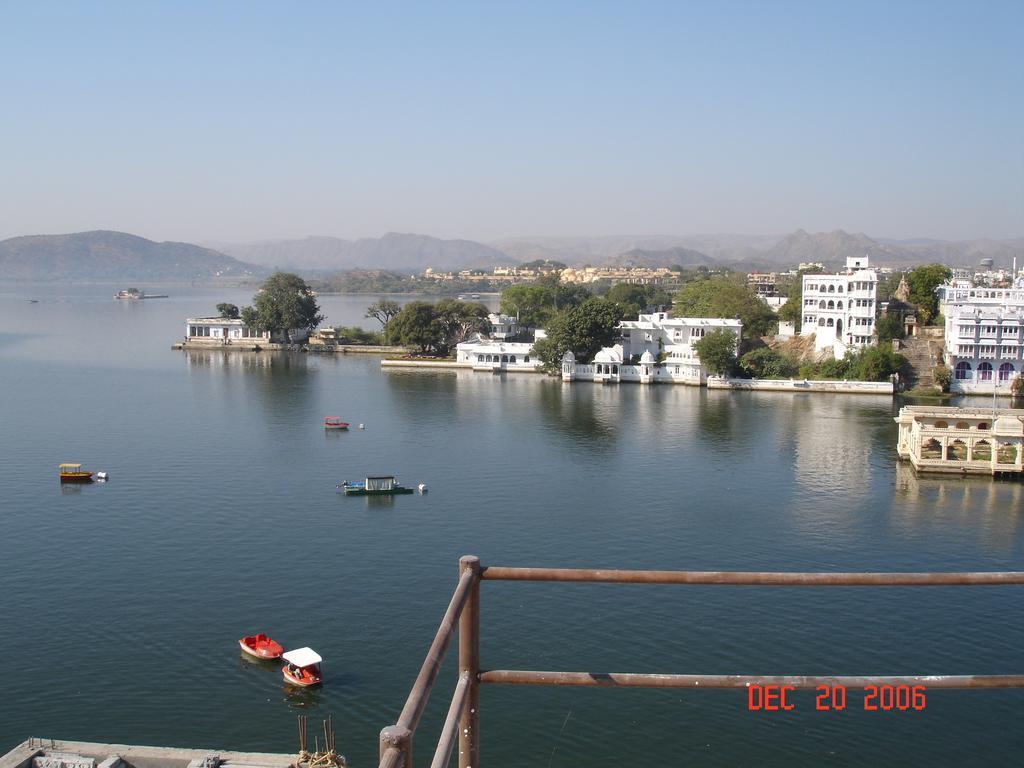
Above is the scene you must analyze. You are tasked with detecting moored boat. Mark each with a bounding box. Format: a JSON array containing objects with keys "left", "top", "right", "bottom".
[
  {"left": 282, "top": 647, "right": 322, "bottom": 686},
  {"left": 59, "top": 463, "right": 93, "bottom": 483},
  {"left": 239, "top": 633, "right": 284, "bottom": 660},
  {"left": 339, "top": 475, "right": 415, "bottom": 496},
  {"left": 324, "top": 416, "right": 350, "bottom": 430}
]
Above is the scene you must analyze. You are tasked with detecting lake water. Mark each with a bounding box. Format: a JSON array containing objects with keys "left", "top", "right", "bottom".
[{"left": 1, "top": 283, "right": 1022, "bottom": 766}]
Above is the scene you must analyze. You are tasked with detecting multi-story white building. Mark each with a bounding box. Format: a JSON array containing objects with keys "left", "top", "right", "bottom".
[
  {"left": 581, "top": 312, "right": 743, "bottom": 385},
  {"left": 941, "top": 272, "right": 1024, "bottom": 395},
  {"left": 800, "top": 256, "right": 878, "bottom": 358}
]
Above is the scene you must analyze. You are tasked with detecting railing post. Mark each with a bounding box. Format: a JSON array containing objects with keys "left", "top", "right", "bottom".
[
  {"left": 458, "top": 555, "right": 481, "bottom": 768},
  {"left": 380, "top": 725, "right": 412, "bottom": 768}
]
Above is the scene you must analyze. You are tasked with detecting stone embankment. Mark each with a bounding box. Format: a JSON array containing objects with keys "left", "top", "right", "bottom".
[
  {"left": 172, "top": 340, "right": 405, "bottom": 354},
  {"left": 707, "top": 377, "right": 894, "bottom": 394}
]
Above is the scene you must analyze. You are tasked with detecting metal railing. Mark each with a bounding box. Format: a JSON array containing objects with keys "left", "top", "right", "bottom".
[{"left": 378, "top": 557, "right": 1024, "bottom": 768}]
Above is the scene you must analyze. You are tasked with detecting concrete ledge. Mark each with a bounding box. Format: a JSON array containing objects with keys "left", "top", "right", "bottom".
[
  {"left": 380, "top": 359, "right": 473, "bottom": 369},
  {"left": 707, "top": 377, "right": 894, "bottom": 394},
  {"left": 4, "top": 741, "right": 295, "bottom": 768}
]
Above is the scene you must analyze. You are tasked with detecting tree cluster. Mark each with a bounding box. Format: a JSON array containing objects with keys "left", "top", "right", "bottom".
[
  {"left": 238, "top": 273, "right": 323, "bottom": 342},
  {"left": 388, "top": 299, "right": 491, "bottom": 355},
  {"left": 531, "top": 298, "right": 625, "bottom": 371},
  {"left": 499, "top": 275, "right": 592, "bottom": 329},
  {"left": 905, "top": 264, "right": 951, "bottom": 325},
  {"left": 673, "top": 276, "right": 777, "bottom": 342},
  {"left": 693, "top": 330, "right": 739, "bottom": 376}
]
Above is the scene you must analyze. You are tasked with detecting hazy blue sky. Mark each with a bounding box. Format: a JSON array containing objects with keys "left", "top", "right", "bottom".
[{"left": 1, "top": 1, "right": 1021, "bottom": 243}]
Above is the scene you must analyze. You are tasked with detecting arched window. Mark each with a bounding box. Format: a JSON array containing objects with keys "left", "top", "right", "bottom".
[
  {"left": 827, "top": 300, "right": 835, "bottom": 310},
  {"left": 509, "top": 355, "right": 516, "bottom": 363},
  {"left": 998, "top": 363, "right": 1015, "bottom": 382},
  {"left": 819, "top": 318, "right": 826, "bottom": 326},
  {"left": 972, "top": 440, "right": 991, "bottom": 461},
  {"left": 612, "top": 365, "right": 619, "bottom": 374},
  {"left": 837, "top": 285, "right": 844, "bottom": 293},
  {"left": 524, "top": 355, "right": 530, "bottom": 363},
  {"left": 819, "top": 300, "right": 827, "bottom": 309},
  {"left": 828, "top": 284, "right": 835, "bottom": 293},
  {"left": 978, "top": 362, "right": 993, "bottom": 381},
  {"left": 827, "top": 318, "right": 834, "bottom": 327},
  {"left": 921, "top": 438, "right": 942, "bottom": 459},
  {"left": 836, "top": 301, "right": 843, "bottom": 310},
  {"left": 954, "top": 361, "right": 972, "bottom": 380},
  {"left": 935, "top": 420, "right": 948, "bottom": 428},
  {"left": 947, "top": 439, "right": 968, "bottom": 461},
  {"left": 477, "top": 355, "right": 483, "bottom": 362},
  {"left": 978, "top": 422, "right": 989, "bottom": 430},
  {"left": 997, "top": 443, "right": 1018, "bottom": 465},
  {"left": 955, "top": 421, "right": 969, "bottom": 430}
]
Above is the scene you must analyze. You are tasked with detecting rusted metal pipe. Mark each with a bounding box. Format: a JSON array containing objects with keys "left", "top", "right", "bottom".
[
  {"left": 430, "top": 673, "right": 471, "bottom": 768},
  {"left": 480, "top": 567, "right": 1024, "bottom": 586},
  {"left": 479, "top": 670, "right": 1024, "bottom": 689},
  {"left": 378, "top": 746, "right": 406, "bottom": 768},
  {"left": 379, "top": 726, "right": 412, "bottom": 768},
  {"left": 397, "top": 567, "right": 478, "bottom": 733},
  {"left": 458, "top": 556, "right": 481, "bottom": 768}
]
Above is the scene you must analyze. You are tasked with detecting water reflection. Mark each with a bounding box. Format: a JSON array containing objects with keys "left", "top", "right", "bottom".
[
  {"left": 283, "top": 683, "right": 322, "bottom": 709},
  {"left": 893, "top": 461, "right": 1023, "bottom": 547},
  {"left": 792, "top": 396, "right": 879, "bottom": 497}
]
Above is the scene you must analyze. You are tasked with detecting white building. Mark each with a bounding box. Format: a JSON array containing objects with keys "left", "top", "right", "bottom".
[
  {"left": 487, "top": 313, "right": 519, "bottom": 340},
  {"left": 566, "top": 312, "right": 743, "bottom": 385},
  {"left": 455, "top": 329, "right": 544, "bottom": 371},
  {"left": 941, "top": 272, "right": 1024, "bottom": 395},
  {"left": 184, "top": 317, "right": 309, "bottom": 344},
  {"left": 800, "top": 255, "right": 878, "bottom": 358}
]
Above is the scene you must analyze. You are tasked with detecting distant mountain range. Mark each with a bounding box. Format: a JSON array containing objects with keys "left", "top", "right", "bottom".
[
  {"left": 0, "top": 230, "right": 258, "bottom": 281},
  {"left": 209, "top": 232, "right": 515, "bottom": 274},
  {"left": 1, "top": 228, "right": 1019, "bottom": 282}
]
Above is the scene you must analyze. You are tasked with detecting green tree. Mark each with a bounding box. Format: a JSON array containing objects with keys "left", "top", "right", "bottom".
[
  {"left": 906, "top": 264, "right": 951, "bottom": 325},
  {"left": 388, "top": 301, "right": 443, "bottom": 354},
  {"left": 694, "top": 330, "right": 738, "bottom": 376},
  {"left": 434, "top": 299, "right": 491, "bottom": 351},
  {"left": 875, "top": 313, "right": 905, "bottom": 342},
  {"left": 738, "top": 347, "right": 798, "bottom": 379},
  {"left": 673, "top": 277, "right": 777, "bottom": 340},
  {"left": 500, "top": 284, "right": 555, "bottom": 328},
  {"left": 933, "top": 365, "right": 952, "bottom": 393},
  {"left": 364, "top": 299, "right": 402, "bottom": 335},
  {"left": 244, "top": 272, "right": 323, "bottom": 341},
  {"left": 846, "top": 346, "right": 906, "bottom": 382},
  {"left": 216, "top": 302, "right": 240, "bottom": 319},
  {"left": 532, "top": 298, "right": 623, "bottom": 370},
  {"left": 604, "top": 283, "right": 673, "bottom": 318}
]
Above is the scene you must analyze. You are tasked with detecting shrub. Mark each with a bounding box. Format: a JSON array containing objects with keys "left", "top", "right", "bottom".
[{"left": 933, "top": 365, "right": 952, "bottom": 392}]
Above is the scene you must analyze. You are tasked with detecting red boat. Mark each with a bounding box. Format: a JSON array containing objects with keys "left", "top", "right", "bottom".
[
  {"left": 282, "top": 647, "right": 323, "bottom": 687},
  {"left": 238, "top": 633, "right": 284, "bottom": 660},
  {"left": 324, "top": 417, "right": 349, "bottom": 430}
]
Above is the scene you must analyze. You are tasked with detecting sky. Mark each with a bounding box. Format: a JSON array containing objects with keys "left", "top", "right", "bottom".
[{"left": 0, "top": 1, "right": 1021, "bottom": 244}]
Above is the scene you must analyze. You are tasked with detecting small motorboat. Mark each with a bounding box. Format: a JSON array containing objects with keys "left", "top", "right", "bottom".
[
  {"left": 239, "top": 633, "right": 284, "bottom": 660},
  {"left": 339, "top": 476, "right": 415, "bottom": 496},
  {"left": 324, "top": 416, "right": 350, "bottom": 430},
  {"left": 59, "top": 463, "right": 93, "bottom": 483},
  {"left": 282, "top": 647, "right": 323, "bottom": 687}
]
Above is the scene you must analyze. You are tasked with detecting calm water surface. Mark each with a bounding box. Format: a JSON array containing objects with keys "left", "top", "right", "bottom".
[{"left": 1, "top": 283, "right": 1022, "bottom": 766}]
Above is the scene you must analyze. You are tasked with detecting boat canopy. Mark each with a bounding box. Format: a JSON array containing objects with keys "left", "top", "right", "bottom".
[
  {"left": 59, "top": 463, "right": 82, "bottom": 472},
  {"left": 365, "top": 476, "right": 396, "bottom": 491},
  {"left": 283, "top": 647, "right": 322, "bottom": 668}
]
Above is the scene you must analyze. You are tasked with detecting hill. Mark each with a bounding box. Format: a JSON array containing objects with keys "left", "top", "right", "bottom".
[
  {"left": 0, "top": 230, "right": 257, "bottom": 281},
  {"left": 212, "top": 232, "right": 516, "bottom": 273},
  {"left": 604, "top": 247, "right": 717, "bottom": 269}
]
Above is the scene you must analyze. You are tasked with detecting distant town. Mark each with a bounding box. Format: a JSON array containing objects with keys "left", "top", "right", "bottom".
[{"left": 182, "top": 253, "right": 1024, "bottom": 400}]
